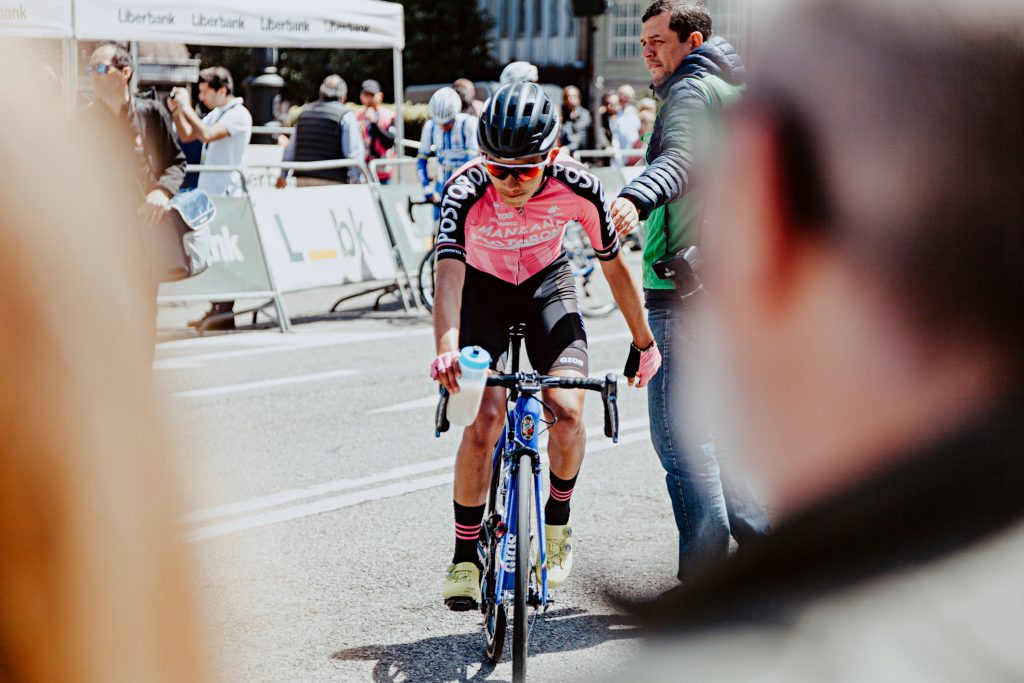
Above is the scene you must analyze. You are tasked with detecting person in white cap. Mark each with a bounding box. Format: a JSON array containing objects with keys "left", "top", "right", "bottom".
[{"left": 499, "top": 60, "right": 539, "bottom": 85}]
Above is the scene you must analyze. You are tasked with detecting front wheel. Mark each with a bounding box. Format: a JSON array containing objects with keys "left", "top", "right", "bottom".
[{"left": 512, "top": 454, "right": 532, "bottom": 682}]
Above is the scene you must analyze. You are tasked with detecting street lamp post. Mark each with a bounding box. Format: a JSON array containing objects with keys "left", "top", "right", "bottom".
[{"left": 245, "top": 47, "right": 284, "bottom": 144}]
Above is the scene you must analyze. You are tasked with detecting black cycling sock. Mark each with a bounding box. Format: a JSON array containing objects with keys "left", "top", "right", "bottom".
[
  {"left": 452, "top": 501, "right": 485, "bottom": 569},
  {"left": 545, "top": 471, "right": 579, "bottom": 526}
]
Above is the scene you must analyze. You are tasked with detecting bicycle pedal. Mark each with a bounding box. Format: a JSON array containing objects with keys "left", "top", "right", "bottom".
[{"left": 444, "top": 597, "right": 479, "bottom": 612}]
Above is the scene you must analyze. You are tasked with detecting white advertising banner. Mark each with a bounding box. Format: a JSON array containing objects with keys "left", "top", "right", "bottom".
[
  {"left": 75, "top": 0, "right": 404, "bottom": 49},
  {"left": 241, "top": 143, "right": 285, "bottom": 191},
  {"left": 0, "top": 0, "right": 72, "bottom": 38},
  {"left": 249, "top": 185, "right": 396, "bottom": 293}
]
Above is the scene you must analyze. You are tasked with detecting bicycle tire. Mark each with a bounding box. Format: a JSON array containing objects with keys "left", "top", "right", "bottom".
[
  {"left": 484, "top": 455, "right": 506, "bottom": 663},
  {"left": 417, "top": 249, "right": 435, "bottom": 312},
  {"left": 512, "top": 454, "right": 532, "bottom": 683},
  {"left": 576, "top": 273, "right": 618, "bottom": 318}
]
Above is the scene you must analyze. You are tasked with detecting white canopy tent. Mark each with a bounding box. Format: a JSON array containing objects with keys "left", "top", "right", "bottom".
[
  {"left": 18, "top": 0, "right": 405, "bottom": 145},
  {"left": 0, "top": 0, "right": 72, "bottom": 38},
  {"left": 0, "top": 0, "right": 75, "bottom": 93}
]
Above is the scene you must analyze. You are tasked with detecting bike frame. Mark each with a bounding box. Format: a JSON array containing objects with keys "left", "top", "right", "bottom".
[{"left": 489, "top": 391, "right": 550, "bottom": 611}]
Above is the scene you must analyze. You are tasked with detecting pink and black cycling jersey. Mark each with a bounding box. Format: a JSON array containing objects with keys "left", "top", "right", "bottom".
[{"left": 434, "top": 158, "right": 620, "bottom": 285}]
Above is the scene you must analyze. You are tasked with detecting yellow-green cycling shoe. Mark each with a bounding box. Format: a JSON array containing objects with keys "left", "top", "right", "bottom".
[
  {"left": 545, "top": 523, "right": 574, "bottom": 590},
  {"left": 442, "top": 562, "right": 481, "bottom": 611}
]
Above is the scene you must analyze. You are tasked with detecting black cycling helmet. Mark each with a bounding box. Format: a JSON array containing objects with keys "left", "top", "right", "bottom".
[{"left": 478, "top": 82, "right": 560, "bottom": 159}]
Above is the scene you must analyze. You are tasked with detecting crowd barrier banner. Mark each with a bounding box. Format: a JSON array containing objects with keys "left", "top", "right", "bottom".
[
  {"left": 158, "top": 195, "right": 284, "bottom": 305},
  {"left": 375, "top": 183, "right": 434, "bottom": 269},
  {"left": 242, "top": 144, "right": 285, "bottom": 190},
  {"left": 249, "top": 184, "right": 397, "bottom": 293}
]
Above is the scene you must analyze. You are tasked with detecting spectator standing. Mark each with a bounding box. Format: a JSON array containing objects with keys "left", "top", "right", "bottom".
[
  {"left": 356, "top": 79, "right": 397, "bottom": 184},
  {"left": 453, "top": 78, "right": 483, "bottom": 117},
  {"left": 169, "top": 66, "right": 252, "bottom": 197},
  {"left": 615, "top": 83, "right": 642, "bottom": 150},
  {"left": 559, "top": 85, "right": 592, "bottom": 153},
  {"left": 597, "top": 91, "right": 620, "bottom": 154},
  {"left": 77, "top": 42, "right": 185, "bottom": 270},
  {"left": 279, "top": 75, "right": 365, "bottom": 187},
  {"left": 622, "top": 0, "right": 1024, "bottom": 679},
  {"left": 169, "top": 66, "right": 253, "bottom": 332},
  {"left": 634, "top": 109, "right": 656, "bottom": 155},
  {"left": 609, "top": 1, "right": 770, "bottom": 581}
]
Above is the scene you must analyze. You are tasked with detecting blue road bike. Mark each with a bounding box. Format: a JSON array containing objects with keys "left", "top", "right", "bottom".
[{"left": 436, "top": 323, "right": 619, "bottom": 682}]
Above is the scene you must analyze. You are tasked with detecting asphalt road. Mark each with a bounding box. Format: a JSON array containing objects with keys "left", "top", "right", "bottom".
[{"left": 155, "top": 281, "right": 679, "bottom": 683}]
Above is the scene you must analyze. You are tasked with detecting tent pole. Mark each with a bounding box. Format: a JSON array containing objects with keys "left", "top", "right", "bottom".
[
  {"left": 63, "top": 38, "right": 77, "bottom": 114},
  {"left": 392, "top": 46, "right": 405, "bottom": 180}
]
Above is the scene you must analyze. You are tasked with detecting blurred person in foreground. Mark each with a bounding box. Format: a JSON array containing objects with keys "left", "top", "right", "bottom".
[
  {"left": 623, "top": 0, "right": 1024, "bottom": 679},
  {"left": 0, "top": 44, "right": 209, "bottom": 683},
  {"left": 169, "top": 66, "right": 253, "bottom": 332},
  {"left": 277, "top": 74, "right": 365, "bottom": 187},
  {"left": 611, "top": 0, "right": 771, "bottom": 584}
]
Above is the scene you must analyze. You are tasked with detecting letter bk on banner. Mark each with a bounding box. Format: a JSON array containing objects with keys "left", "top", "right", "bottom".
[{"left": 248, "top": 185, "right": 396, "bottom": 293}]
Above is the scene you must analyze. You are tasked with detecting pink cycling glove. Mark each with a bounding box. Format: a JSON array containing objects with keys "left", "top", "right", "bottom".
[
  {"left": 623, "top": 341, "right": 662, "bottom": 388},
  {"left": 430, "top": 351, "right": 461, "bottom": 381}
]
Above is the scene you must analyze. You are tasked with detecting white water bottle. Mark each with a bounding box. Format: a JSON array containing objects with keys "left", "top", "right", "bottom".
[{"left": 447, "top": 346, "right": 492, "bottom": 426}]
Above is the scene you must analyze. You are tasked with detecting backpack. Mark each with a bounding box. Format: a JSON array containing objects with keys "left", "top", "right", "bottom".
[{"left": 144, "top": 190, "right": 215, "bottom": 282}]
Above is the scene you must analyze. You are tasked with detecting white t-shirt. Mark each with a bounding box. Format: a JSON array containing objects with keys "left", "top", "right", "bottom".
[{"left": 197, "top": 98, "right": 252, "bottom": 196}]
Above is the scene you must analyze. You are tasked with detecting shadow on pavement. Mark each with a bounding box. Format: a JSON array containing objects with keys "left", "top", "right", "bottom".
[{"left": 331, "top": 608, "right": 637, "bottom": 683}]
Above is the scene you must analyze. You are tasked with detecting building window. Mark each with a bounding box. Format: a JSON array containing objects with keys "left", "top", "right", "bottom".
[
  {"left": 607, "top": 0, "right": 642, "bottom": 60},
  {"left": 517, "top": 0, "right": 526, "bottom": 38},
  {"left": 548, "top": 0, "right": 560, "bottom": 36},
  {"left": 706, "top": 0, "right": 749, "bottom": 55}
]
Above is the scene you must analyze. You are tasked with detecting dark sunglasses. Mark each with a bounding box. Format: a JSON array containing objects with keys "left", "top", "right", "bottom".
[
  {"left": 484, "top": 158, "right": 548, "bottom": 181},
  {"left": 87, "top": 63, "right": 120, "bottom": 76}
]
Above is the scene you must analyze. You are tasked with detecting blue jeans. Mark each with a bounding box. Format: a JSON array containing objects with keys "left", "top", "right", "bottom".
[{"left": 647, "top": 301, "right": 771, "bottom": 578}]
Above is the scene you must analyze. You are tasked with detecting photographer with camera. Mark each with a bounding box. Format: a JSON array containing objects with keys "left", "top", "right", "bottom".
[{"left": 610, "top": 1, "right": 770, "bottom": 582}]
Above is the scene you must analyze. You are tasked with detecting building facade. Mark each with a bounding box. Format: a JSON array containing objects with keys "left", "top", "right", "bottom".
[{"left": 477, "top": 0, "right": 754, "bottom": 94}]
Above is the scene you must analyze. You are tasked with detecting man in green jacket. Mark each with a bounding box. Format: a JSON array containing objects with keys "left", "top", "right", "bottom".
[{"left": 610, "top": 0, "right": 770, "bottom": 580}]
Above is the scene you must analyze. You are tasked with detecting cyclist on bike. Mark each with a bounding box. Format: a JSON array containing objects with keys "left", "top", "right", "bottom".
[
  {"left": 431, "top": 82, "right": 662, "bottom": 610},
  {"left": 418, "top": 87, "right": 479, "bottom": 215}
]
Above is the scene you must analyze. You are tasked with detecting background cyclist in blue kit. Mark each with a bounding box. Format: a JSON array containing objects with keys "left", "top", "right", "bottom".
[{"left": 418, "top": 87, "right": 479, "bottom": 216}]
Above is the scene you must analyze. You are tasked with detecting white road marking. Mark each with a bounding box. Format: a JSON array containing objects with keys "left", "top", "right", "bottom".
[
  {"left": 586, "top": 331, "right": 631, "bottom": 344},
  {"left": 367, "top": 395, "right": 438, "bottom": 414},
  {"left": 183, "top": 427, "right": 651, "bottom": 542},
  {"left": 155, "top": 328, "right": 431, "bottom": 370},
  {"left": 181, "top": 457, "right": 456, "bottom": 524},
  {"left": 184, "top": 418, "right": 651, "bottom": 526},
  {"left": 174, "top": 369, "right": 361, "bottom": 398},
  {"left": 184, "top": 473, "right": 457, "bottom": 542}
]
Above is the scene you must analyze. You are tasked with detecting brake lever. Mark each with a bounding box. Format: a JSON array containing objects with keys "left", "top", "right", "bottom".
[
  {"left": 602, "top": 373, "right": 619, "bottom": 442},
  {"left": 435, "top": 386, "right": 450, "bottom": 437}
]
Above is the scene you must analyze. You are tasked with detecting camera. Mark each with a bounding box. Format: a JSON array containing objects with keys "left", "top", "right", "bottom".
[{"left": 652, "top": 246, "right": 705, "bottom": 300}]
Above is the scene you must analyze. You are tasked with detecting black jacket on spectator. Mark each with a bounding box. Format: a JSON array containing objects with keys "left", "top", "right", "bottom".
[
  {"left": 560, "top": 106, "right": 592, "bottom": 152},
  {"left": 619, "top": 36, "right": 744, "bottom": 219},
  {"left": 294, "top": 99, "right": 348, "bottom": 183},
  {"left": 78, "top": 97, "right": 186, "bottom": 201}
]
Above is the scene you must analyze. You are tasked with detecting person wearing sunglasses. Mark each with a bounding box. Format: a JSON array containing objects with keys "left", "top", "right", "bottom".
[
  {"left": 430, "top": 82, "right": 661, "bottom": 609},
  {"left": 79, "top": 42, "right": 185, "bottom": 233}
]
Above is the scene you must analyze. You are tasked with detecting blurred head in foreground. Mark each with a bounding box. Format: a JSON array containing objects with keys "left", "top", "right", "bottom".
[
  {"left": 630, "top": 0, "right": 1024, "bottom": 678},
  {"left": 0, "top": 47, "right": 209, "bottom": 682}
]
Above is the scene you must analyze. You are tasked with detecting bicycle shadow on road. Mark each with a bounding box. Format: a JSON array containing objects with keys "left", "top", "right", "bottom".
[{"left": 331, "top": 607, "right": 638, "bottom": 683}]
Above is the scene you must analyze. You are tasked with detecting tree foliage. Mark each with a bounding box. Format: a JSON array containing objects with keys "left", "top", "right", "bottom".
[{"left": 196, "top": 0, "right": 495, "bottom": 105}]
